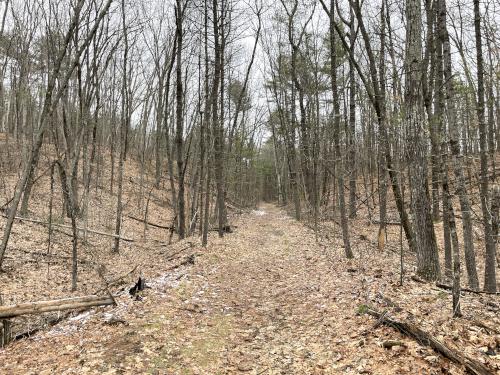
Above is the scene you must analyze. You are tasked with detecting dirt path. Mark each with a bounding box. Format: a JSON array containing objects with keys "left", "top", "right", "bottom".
[{"left": 0, "top": 204, "right": 482, "bottom": 374}]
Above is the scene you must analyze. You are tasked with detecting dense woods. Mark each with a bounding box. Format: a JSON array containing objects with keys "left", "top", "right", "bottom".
[{"left": 0, "top": 0, "right": 499, "bottom": 372}]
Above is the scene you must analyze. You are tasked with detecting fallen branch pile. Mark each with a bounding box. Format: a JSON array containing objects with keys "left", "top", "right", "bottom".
[{"left": 365, "top": 307, "right": 493, "bottom": 375}]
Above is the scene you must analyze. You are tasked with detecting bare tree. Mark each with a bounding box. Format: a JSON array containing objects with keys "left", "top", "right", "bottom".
[
  {"left": 113, "top": 0, "right": 130, "bottom": 254},
  {"left": 175, "top": 0, "right": 188, "bottom": 239},
  {"left": 473, "top": 0, "right": 497, "bottom": 292},
  {"left": 324, "top": 0, "right": 353, "bottom": 259},
  {"left": 0, "top": 0, "right": 113, "bottom": 269}
]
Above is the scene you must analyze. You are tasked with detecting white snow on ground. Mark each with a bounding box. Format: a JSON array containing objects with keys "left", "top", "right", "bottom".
[
  {"left": 252, "top": 210, "right": 266, "bottom": 216},
  {"left": 41, "top": 270, "right": 188, "bottom": 338},
  {"left": 68, "top": 310, "right": 92, "bottom": 323},
  {"left": 148, "top": 271, "right": 186, "bottom": 294}
]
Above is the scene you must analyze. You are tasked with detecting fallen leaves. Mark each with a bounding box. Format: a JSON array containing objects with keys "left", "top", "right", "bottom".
[{"left": 0, "top": 203, "right": 498, "bottom": 374}]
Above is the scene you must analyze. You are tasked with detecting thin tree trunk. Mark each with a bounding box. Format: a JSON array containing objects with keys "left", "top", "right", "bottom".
[
  {"left": 348, "top": 8, "right": 357, "bottom": 219},
  {"left": 175, "top": 0, "right": 186, "bottom": 239},
  {"left": 113, "top": 0, "right": 129, "bottom": 254},
  {"left": 491, "top": 185, "right": 499, "bottom": 268},
  {"left": 327, "top": 0, "right": 353, "bottom": 258},
  {"left": 473, "top": 0, "right": 496, "bottom": 292},
  {"left": 55, "top": 160, "right": 79, "bottom": 291},
  {"left": 212, "top": 0, "right": 226, "bottom": 237},
  {"left": 438, "top": 0, "right": 479, "bottom": 289}
]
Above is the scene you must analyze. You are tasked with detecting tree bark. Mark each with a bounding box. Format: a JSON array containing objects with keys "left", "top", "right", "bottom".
[
  {"left": 113, "top": 0, "right": 129, "bottom": 254},
  {"left": 0, "top": 295, "right": 114, "bottom": 319},
  {"left": 438, "top": 0, "right": 479, "bottom": 289},
  {"left": 212, "top": 0, "right": 226, "bottom": 237},
  {"left": 175, "top": 0, "right": 186, "bottom": 239},
  {"left": 473, "top": 0, "right": 497, "bottom": 292},
  {"left": 327, "top": 0, "right": 353, "bottom": 259},
  {"left": 405, "top": 0, "right": 440, "bottom": 280}
]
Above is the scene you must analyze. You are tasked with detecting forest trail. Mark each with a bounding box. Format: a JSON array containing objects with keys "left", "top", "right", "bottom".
[{"left": 0, "top": 205, "right": 490, "bottom": 374}]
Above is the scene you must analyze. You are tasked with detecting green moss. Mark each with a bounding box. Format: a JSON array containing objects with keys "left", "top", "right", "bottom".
[
  {"left": 437, "top": 291, "right": 448, "bottom": 299},
  {"left": 357, "top": 304, "right": 370, "bottom": 315}
]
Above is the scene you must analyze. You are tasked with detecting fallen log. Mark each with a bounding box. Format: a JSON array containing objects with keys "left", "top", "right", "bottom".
[
  {"left": 365, "top": 307, "right": 493, "bottom": 375},
  {"left": 435, "top": 282, "right": 500, "bottom": 295},
  {"left": 411, "top": 275, "right": 426, "bottom": 283},
  {"left": 371, "top": 220, "right": 403, "bottom": 226},
  {"left": 468, "top": 318, "right": 500, "bottom": 334},
  {"left": 0, "top": 295, "right": 114, "bottom": 319},
  {"left": 11, "top": 248, "right": 97, "bottom": 266},
  {"left": 3, "top": 214, "right": 135, "bottom": 242},
  {"left": 127, "top": 215, "right": 173, "bottom": 230},
  {"left": 209, "top": 225, "right": 236, "bottom": 233},
  {"left": 166, "top": 254, "right": 196, "bottom": 271},
  {"left": 165, "top": 243, "right": 195, "bottom": 262},
  {"left": 12, "top": 283, "right": 123, "bottom": 343}
]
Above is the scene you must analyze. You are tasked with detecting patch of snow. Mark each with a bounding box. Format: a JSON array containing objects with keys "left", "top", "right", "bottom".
[
  {"left": 149, "top": 271, "right": 186, "bottom": 291},
  {"left": 68, "top": 310, "right": 91, "bottom": 323},
  {"left": 252, "top": 210, "right": 266, "bottom": 216}
]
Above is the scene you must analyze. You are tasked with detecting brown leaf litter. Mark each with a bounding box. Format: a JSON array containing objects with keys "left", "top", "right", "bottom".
[{"left": 1, "top": 203, "right": 498, "bottom": 374}]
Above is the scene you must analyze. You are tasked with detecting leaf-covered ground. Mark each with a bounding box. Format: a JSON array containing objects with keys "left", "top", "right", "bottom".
[{"left": 1, "top": 204, "right": 498, "bottom": 374}]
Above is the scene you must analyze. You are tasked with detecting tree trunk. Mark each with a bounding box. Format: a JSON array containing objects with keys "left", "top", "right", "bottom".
[
  {"left": 405, "top": 0, "right": 440, "bottom": 280},
  {"left": 327, "top": 0, "right": 353, "bottom": 259},
  {"left": 175, "top": 0, "right": 186, "bottom": 239},
  {"left": 438, "top": 0, "right": 479, "bottom": 289},
  {"left": 212, "top": 0, "right": 226, "bottom": 238},
  {"left": 348, "top": 8, "right": 357, "bottom": 219},
  {"left": 113, "top": 0, "right": 129, "bottom": 254},
  {"left": 473, "top": 0, "right": 497, "bottom": 292}
]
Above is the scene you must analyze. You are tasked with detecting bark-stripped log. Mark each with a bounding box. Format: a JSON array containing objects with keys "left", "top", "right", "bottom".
[{"left": 0, "top": 295, "right": 114, "bottom": 319}]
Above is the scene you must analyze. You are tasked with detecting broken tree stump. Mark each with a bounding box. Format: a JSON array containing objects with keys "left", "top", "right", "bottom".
[
  {"left": 365, "top": 307, "right": 493, "bottom": 375},
  {"left": 0, "top": 294, "right": 11, "bottom": 347},
  {"left": 1, "top": 318, "right": 11, "bottom": 347},
  {"left": 0, "top": 295, "right": 114, "bottom": 319},
  {"left": 129, "top": 277, "right": 146, "bottom": 296}
]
